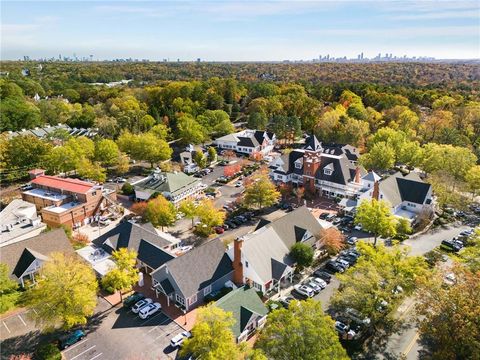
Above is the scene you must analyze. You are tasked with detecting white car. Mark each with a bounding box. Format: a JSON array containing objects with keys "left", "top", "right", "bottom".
[
  {"left": 235, "top": 181, "right": 243, "bottom": 187},
  {"left": 354, "top": 224, "right": 363, "bottom": 231},
  {"left": 132, "top": 298, "right": 153, "bottom": 313},
  {"left": 336, "top": 258, "right": 350, "bottom": 269},
  {"left": 170, "top": 331, "right": 192, "bottom": 348},
  {"left": 306, "top": 281, "right": 322, "bottom": 293},
  {"left": 138, "top": 302, "right": 161, "bottom": 319},
  {"left": 293, "top": 284, "right": 315, "bottom": 298},
  {"left": 346, "top": 236, "right": 358, "bottom": 245},
  {"left": 311, "top": 277, "right": 327, "bottom": 289}
]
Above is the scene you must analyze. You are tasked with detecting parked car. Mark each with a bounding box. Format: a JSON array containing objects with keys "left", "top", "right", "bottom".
[
  {"left": 235, "top": 215, "right": 247, "bottom": 223},
  {"left": 460, "top": 229, "right": 474, "bottom": 237},
  {"left": 98, "top": 218, "right": 112, "bottom": 227},
  {"left": 279, "top": 296, "right": 295, "bottom": 308},
  {"left": 138, "top": 302, "right": 161, "bottom": 319},
  {"left": 224, "top": 220, "right": 237, "bottom": 229},
  {"left": 293, "top": 284, "right": 315, "bottom": 298},
  {"left": 235, "top": 181, "right": 243, "bottom": 187},
  {"left": 313, "top": 270, "right": 332, "bottom": 283},
  {"left": 222, "top": 223, "right": 230, "bottom": 230},
  {"left": 346, "top": 236, "right": 358, "bottom": 245},
  {"left": 325, "top": 260, "right": 345, "bottom": 273},
  {"left": 123, "top": 292, "right": 145, "bottom": 308},
  {"left": 132, "top": 298, "right": 153, "bottom": 313},
  {"left": 58, "top": 329, "right": 85, "bottom": 350},
  {"left": 170, "top": 331, "right": 192, "bottom": 348},
  {"left": 336, "top": 258, "right": 350, "bottom": 269},
  {"left": 214, "top": 226, "right": 225, "bottom": 234},
  {"left": 440, "top": 240, "right": 461, "bottom": 252},
  {"left": 311, "top": 277, "right": 327, "bottom": 289},
  {"left": 353, "top": 224, "right": 363, "bottom": 231},
  {"left": 334, "top": 321, "right": 349, "bottom": 335},
  {"left": 319, "top": 213, "right": 330, "bottom": 220},
  {"left": 339, "top": 255, "right": 357, "bottom": 266},
  {"left": 231, "top": 218, "right": 243, "bottom": 226},
  {"left": 305, "top": 281, "right": 322, "bottom": 293},
  {"left": 345, "top": 308, "right": 371, "bottom": 325},
  {"left": 20, "top": 184, "right": 33, "bottom": 191}
]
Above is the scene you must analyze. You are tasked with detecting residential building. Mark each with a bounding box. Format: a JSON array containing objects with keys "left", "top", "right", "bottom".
[
  {"left": 21, "top": 172, "right": 117, "bottom": 228},
  {"left": 0, "top": 199, "right": 47, "bottom": 247},
  {"left": 5, "top": 123, "right": 98, "bottom": 140},
  {"left": 269, "top": 135, "right": 370, "bottom": 199},
  {"left": 91, "top": 221, "right": 178, "bottom": 275},
  {"left": 179, "top": 145, "right": 204, "bottom": 174},
  {"left": 214, "top": 129, "right": 276, "bottom": 156},
  {"left": 151, "top": 239, "right": 234, "bottom": 311},
  {"left": 0, "top": 228, "right": 74, "bottom": 287},
  {"left": 227, "top": 206, "right": 325, "bottom": 295},
  {"left": 133, "top": 169, "right": 203, "bottom": 204},
  {"left": 215, "top": 286, "right": 268, "bottom": 343},
  {"left": 357, "top": 171, "right": 433, "bottom": 221}
]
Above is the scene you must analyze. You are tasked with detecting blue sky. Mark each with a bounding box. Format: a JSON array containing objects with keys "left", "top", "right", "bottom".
[{"left": 2, "top": 1, "right": 479, "bottom": 60}]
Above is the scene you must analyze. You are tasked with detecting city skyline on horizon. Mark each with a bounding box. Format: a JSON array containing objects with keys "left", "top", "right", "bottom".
[{"left": 2, "top": 0, "right": 479, "bottom": 61}]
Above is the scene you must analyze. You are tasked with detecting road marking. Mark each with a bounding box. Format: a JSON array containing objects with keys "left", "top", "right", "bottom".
[
  {"left": 69, "top": 345, "right": 96, "bottom": 360},
  {"left": 89, "top": 352, "right": 103, "bottom": 360},
  {"left": 62, "top": 339, "right": 88, "bottom": 353},
  {"left": 17, "top": 314, "right": 27, "bottom": 326},
  {"left": 2, "top": 321, "right": 11, "bottom": 333},
  {"left": 402, "top": 331, "right": 420, "bottom": 356},
  {"left": 139, "top": 311, "right": 163, "bottom": 325},
  {"left": 147, "top": 316, "right": 170, "bottom": 333}
]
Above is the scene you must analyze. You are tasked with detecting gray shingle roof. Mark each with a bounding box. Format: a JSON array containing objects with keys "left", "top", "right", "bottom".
[
  {"left": 0, "top": 228, "right": 74, "bottom": 281},
  {"left": 93, "top": 221, "right": 174, "bottom": 269},
  {"left": 134, "top": 171, "right": 200, "bottom": 198},
  {"left": 153, "top": 239, "right": 233, "bottom": 298},
  {"left": 379, "top": 172, "right": 431, "bottom": 206}
]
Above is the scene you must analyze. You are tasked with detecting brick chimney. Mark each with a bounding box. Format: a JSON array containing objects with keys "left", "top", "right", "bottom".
[
  {"left": 354, "top": 167, "right": 361, "bottom": 184},
  {"left": 303, "top": 151, "right": 321, "bottom": 194},
  {"left": 372, "top": 181, "right": 380, "bottom": 200},
  {"left": 28, "top": 169, "right": 45, "bottom": 179},
  {"left": 233, "top": 238, "right": 244, "bottom": 285}
]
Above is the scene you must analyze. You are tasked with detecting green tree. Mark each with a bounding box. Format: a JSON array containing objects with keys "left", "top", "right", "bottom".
[
  {"left": 176, "top": 114, "right": 207, "bottom": 144},
  {"left": 416, "top": 267, "right": 480, "bottom": 360},
  {"left": 256, "top": 299, "right": 349, "bottom": 360},
  {"left": 3, "top": 135, "right": 52, "bottom": 176},
  {"left": 0, "top": 98, "right": 42, "bottom": 132},
  {"left": 101, "top": 248, "right": 139, "bottom": 301},
  {"left": 360, "top": 142, "right": 395, "bottom": 171},
  {"left": 43, "top": 146, "right": 78, "bottom": 175},
  {"left": 95, "top": 139, "right": 120, "bottom": 166},
  {"left": 24, "top": 253, "right": 98, "bottom": 330},
  {"left": 458, "top": 229, "right": 480, "bottom": 272},
  {"left": 465, "top": 165, "right": 480, "bottom": 198},
  {"left": 0, "top": 264, "right": 20, "bottom": 314},
  {"left": 243, "top": 173, "right": 280, "bottom": 209},
  {"left": 144, "top": 195, "right": 177, "bottom": 230},
  {"left": 179, "top": 199, "right": 198, "bottom": 228},
  {"left": 149, "top": 123, "right": 171, "bottom": 140},
  {"left": 117, "top": 131, "right": 172, "bottom": 167},
  {"left": 395, "top": 218, "right": 412, "bottom": 238},
  {"left": 207, "top": 146, "right": 217, "bottom": 164},
  {"left": 289, "top": 243, "right": 314, "bottom": 270},
  {"left": 248, "top": 111, "right": 268, "bottom": 130},
  {"left": 355, "top": 199, "right": 397, "bottom": 247},
  {"left": 180, "top": 305, "right": 239, "bottom": 360},
  {"left": 76, "top": 158, "right": 106, "bottom": 183},
  {"left": 196, "top": 199, "right": 226, "bottom": 235},
  {"left": 193, "top": 151, "right": 208, "bottom": 169},
  {"left": 331, "top": 242, "right": 427, "bottom": 332}
]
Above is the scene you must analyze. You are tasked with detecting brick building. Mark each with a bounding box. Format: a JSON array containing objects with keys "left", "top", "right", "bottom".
[{"left": 22, "top": 172, "right": 116, "bottom": 228}]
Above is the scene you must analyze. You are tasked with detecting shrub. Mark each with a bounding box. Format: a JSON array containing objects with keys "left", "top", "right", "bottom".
[
  {"left": 35, "top": 344, "right": 61, "bottom": 360},
  {"left": 121, "top": 182, "right": 134, "bottom": 196}
]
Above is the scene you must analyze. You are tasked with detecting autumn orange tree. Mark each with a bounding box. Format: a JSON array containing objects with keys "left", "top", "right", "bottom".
[{"left": 320, "top": 227, "right": 345, "bottom": 255}]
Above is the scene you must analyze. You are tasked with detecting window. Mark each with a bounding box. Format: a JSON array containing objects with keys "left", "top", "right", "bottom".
[
  {"left": 189, "top": 294, "right": 198, "bottom": 305},
  {"left": 245, "top": 261, "right": 249, "bottom": 268},
  {"left": 324, "top": 169, "right": 333, "bottom": 175},
  {"left": 203, "top": 285, "right": 212, "bottom": 296},
  {"left": 175, "top": 294, "right": 185, "bottom": 305},
  {"left": 295, "top": 162, "right": 302, "bottom": 169},
  {"left": 252, "top": 281, "right": 262, "bottom": 291}
]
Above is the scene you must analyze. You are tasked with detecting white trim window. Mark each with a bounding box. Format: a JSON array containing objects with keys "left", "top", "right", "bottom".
[
  {"left": 324, "top": 168, "right": 333, "bottom": 175},
  {"left": 189, "top": 294, "right": 198, "bottom": 305},
  {"left": 294, "top": 162, "right": 302, "bottom": 169},
  {"left": 252, "top": 281, "right": 262, "bottom": 292},
  {"left": 203, "top": 285, "right": 212, "bottom": 296}
]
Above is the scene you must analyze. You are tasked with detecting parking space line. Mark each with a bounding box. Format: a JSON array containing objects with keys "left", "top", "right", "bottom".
[
  {"left": 147, "top": 316, "right": 170, "bottom": 333},
  {"left": 62, "top": 339, "right": 88, "bottom": 353},
  {"left": 2, "top": 321, "right": 11, "bottom": 333},
  {"left": 17, "top": 314, "right": 27, "bottom": 326},
  {"left": 89, "top": 352, "right": 103, "bottom": 360},
  {"left": 69, "top": 345, "right": 96, "bottom": 360},
  {"left": 139, "top": 311, "right": 164, "bottom": 325}
]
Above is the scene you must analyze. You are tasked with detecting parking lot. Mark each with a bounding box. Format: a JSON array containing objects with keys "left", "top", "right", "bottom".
[
  {"left": 61, "top": 302, "right": 186, "bottom": 360},
  {"left": 1, "top": 298, "right": 187, "bottom": 360},
  {"left": 1, "top": 310, "right": 37, "bottom": 341}
]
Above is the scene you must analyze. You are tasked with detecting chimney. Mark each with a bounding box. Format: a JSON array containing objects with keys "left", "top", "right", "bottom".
[
  {"left": 354, "top": 167, "right": 361, "bottom": 183},
  {"left": 233, "top": 238, "right": 244, "bottom": 285},
  {"left": 372, "top": 181, "right": 380, "bottom": 201}
]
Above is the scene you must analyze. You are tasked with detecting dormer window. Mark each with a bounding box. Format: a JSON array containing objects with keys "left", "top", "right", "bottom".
[
  {"left": 295, "top": 162, "right": 302, "bottom": 169},
  {"left": 324, "top": 168, "right": 333, "bottom": 175}
]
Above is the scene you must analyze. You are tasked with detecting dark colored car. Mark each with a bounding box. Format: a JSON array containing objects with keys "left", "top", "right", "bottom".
[
  {"left": 224, "top": 221, "right": 237, "bottom": 229},
  {"left": 279, "top": 296, "right": 295, "bottom": 308},
  {"left": 319, "top": 213, "right": 330, "bottom": 220},
  {"left": 440, "top": 240, "right": 461, "bottom": 252},
  {"left": 339, "top": 255, "right": 357, "bottom": 266},
  {"left": 325, "top": 261, "right": 345, "bottom": 273},
  {"left": 235, "top": 215, "right": 247, "bottom": 223},
  {"left": 313, "top": 269, "right": 332, "bottom": 283},
  {"left": 58, "top": 329, "right": 85, "bottom": 350},
  {"left": 123, "top": 292, "right": 145, "bottom": 308},
  {"left": 231, "top": 218, "right": 243, "bottom": 226}
]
